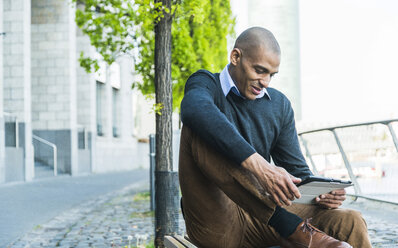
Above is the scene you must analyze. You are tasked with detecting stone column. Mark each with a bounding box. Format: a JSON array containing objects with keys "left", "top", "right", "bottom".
[
  {"left": 0, "top": 0, "right": 5, "bottom": 183},
  {"left": 76, "top": 21, "right": 96, "bottom": 174},
  {"left": 23, "top": 0, "right": 34, "bottom": 181},
  {"left": 68, "top": 2, "right": 78, "bottom": 175},
  {"left": 31, "top": 0, "right": 78, "bottom": 174},
  {"left": 3, "top": 0, "right": 34, "bottom": 181}
]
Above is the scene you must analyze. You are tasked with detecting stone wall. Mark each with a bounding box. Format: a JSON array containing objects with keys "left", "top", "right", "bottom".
[
  {"left": 3, "top": 0, "right": 27, "bottom": 120},
  {"left": 93, "top": 57, "right": 138, "bottom": 173},
  {"left": 30, "top": 0, "right": 78, "bottom": 174},
  {"left": 2, "top": 0, "right": 34, "bottom": 181},
  {"left": 76, "top": 27, "right": 95, "bottom": 130},
  {"left": 0, "top": 0, "right": 5, "bottom": 183},
  {"left": 31, "top": 0, "right": 71, "bottom": 130}
]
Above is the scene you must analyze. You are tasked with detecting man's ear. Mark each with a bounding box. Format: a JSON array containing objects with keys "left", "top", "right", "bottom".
[{"left": 230, "top": 48, "right": 242, "bottom": 66}]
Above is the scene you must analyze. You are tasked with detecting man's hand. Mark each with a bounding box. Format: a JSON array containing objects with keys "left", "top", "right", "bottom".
[
  {"left": 315, "top": 189, "right": 346, "bottom": 209},
  {"left": 242, "top": 153, "right": 302, "bottom": 207}
]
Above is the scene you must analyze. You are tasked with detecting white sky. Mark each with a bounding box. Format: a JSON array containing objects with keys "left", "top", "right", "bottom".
[
  {"left": 231, "top": 0, "right": 398, "bottom": 123},
  {"left": 300, "top": 0, "right": 398, "bottom": 123}
]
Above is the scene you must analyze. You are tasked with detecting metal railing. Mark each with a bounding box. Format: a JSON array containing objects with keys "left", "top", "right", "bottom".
[
  {"left": 32, "top": 134, "right": 58, "bottom": 176},
  {"left": 3, "top": 112, "right": 19, "bottom": 148},
  {"left": 298, "top": 119, "right": 398, "bottom": 203}
]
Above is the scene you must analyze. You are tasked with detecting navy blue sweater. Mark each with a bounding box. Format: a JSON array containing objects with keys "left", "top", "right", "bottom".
[{"left": 181, "top": 70, "right": 312, "bottom": 179}]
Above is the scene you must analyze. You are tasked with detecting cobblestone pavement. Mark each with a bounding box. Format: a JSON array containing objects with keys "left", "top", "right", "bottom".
[
  {"left": 343, "top": 199, "right": 398, "bottom": 248},
  {"left": 367, "top": 218, "right": 398, "bottom": 248},
  {"left": 8, "top": 183, "right": 398, "bottom": 248},
  {"left": 8, "top": 182, "right": 184, "bottom": 248}
]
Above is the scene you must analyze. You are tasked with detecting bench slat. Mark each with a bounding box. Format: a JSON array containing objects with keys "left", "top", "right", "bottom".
[
  {"left": 174, "top": 235, "right": 197, "bottom": 248},
  {"left": 164, "top": 235, "right": 189, "bottom": 248}
]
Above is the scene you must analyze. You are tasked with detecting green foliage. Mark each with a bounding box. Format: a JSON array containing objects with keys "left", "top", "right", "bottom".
[
  {"left": 129, "top": 210, "right": 155, "bottom": 218},
  {"left": 128, "top": 242, "right": 155, "bottom": 248},
  {"left": 33, "top": 224, "right": 42, "bottom": 230},
  {"left": 73, "top": 0, "right": 235, "bottom": 111},
  {"left": 132, "top": 191, "right": 151, "bottom": 202},
  {"left": 170, "top": 0, "right": 235, "bottom": 109}
]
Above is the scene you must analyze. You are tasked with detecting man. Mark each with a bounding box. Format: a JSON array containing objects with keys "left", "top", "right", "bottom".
[{"left": 179, "top": 27, "right": 371, "bottom": 248}]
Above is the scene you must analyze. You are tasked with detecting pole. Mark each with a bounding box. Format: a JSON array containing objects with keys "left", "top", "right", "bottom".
[
  {"left": 387, "top": 123, "right": 398, "bottom": 153},
  {"left": 299, "top": 135, "right": 319, "bottom": 175},
  {"left": 149, "top": 134, "right": 156, "bottom": 211},
  {"left": 331, "top": 129, "right": 362, "bottom": 195}
]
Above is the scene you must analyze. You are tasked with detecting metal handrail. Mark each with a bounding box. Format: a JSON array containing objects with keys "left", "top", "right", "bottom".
[
  {"left": 32, "top": 134, "right": 57, "bottom": 176},
  {"left": 298, "top": 119, "right": 398, "bottom": 198},
  {"left": 331, "top": 129, "right": 362, "bottom": 195},
  {"left": 3, "top": 112, "right": 19, "bottom": 148},
  {"left": 299, "top": 119, "right": 398, "bottom": 137},
  {"left": 299, "top": 119, "right": 398, "bottom": 153},
  {"left": 387, "top": 123, "right": 398, "bottom": 153}
]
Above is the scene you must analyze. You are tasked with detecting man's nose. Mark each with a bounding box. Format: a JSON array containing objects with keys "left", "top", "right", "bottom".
[{"left": 259, "top": 75, "right": 271, "bottom": 88}]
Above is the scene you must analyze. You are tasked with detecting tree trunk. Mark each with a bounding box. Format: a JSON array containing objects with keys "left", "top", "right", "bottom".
[{"left": 154, "top": 0, "right": 179, "bottom": 247}]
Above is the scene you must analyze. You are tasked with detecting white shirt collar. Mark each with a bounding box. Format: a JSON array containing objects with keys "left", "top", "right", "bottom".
[{"left": 219, "top": 64, "right": 270, "bottom": 100}]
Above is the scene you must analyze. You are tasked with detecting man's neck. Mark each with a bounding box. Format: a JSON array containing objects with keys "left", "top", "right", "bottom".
[{"left": 227, "top": 65, "right": 242, "bottom": 93}]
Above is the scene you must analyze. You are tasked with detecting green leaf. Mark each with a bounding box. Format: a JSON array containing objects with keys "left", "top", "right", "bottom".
[{"left": 74, "top": 0, "right": 235, "bottom": 111}]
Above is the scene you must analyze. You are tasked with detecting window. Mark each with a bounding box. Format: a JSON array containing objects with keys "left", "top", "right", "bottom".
[
  {"left": 96, "top": 81, "right": 105, "bottom": 136},
  {"left": 112, "top": 87, "right": 120, "bottom": 138}
]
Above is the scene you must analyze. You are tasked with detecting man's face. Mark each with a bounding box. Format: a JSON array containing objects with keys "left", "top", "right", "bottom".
[{"left": 229, "top": 46, "right": 280, "bottom": 100}]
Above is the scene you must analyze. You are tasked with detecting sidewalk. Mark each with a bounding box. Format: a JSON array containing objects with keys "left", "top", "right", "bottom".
[
  {"left": 0, "top": 169, "right": 149, "bottom": 247},
  {"left": 343, "top": 198, "right": 398, "bottom": 247},
  {"left": 3, "top": 171, "right": 398, "bottom": 247},
  {"left": 7, "top": 177, "right": 185, "bottom": 248}
]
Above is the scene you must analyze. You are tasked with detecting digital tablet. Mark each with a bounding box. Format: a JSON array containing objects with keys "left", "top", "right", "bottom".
[{"left": 293, "top": 176, "right": 353, "bottom": 204}]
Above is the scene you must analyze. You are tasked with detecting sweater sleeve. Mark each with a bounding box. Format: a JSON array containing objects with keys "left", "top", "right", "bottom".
[
  {"left": 181, "top": 71, "right": 256, "bottom": 164},
  {"left": 271, "top": 99, "right": 313, "bottom": 179}
]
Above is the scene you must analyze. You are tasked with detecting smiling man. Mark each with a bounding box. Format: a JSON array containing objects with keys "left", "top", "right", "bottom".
[{"left": 179, "top": 27, "right": 371, "bottom": 248}]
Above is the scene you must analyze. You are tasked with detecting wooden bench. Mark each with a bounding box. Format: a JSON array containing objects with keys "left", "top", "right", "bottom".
[
  {"left": 164, "top": 235, "right": 198, "bottom": 248},
  {"left": 165, "top": 235, "right": 281, "bottom": 248}
]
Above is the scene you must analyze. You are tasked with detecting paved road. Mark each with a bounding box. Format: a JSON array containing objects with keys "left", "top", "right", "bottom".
[
  {"left": 0, "top": 169, "right": 148, "bottom": 247},
  {"left": 8, "top": 180, "right": 398, "bottom": 248},
  {"left": 3, "top": 169, "right": 398, "bottom": 247}
]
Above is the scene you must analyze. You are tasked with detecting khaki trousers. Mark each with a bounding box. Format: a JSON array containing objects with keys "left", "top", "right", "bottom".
[{"left": 179, "top": 126, "right": 372, "bottom": 248}]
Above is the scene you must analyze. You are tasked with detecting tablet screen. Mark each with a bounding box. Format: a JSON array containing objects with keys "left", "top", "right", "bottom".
[
  {"left": 293, "top": 176, "right": 353, "bottom": 204},
  {"left": 297, "top": 176, "right": 352, "bottom": 187}
]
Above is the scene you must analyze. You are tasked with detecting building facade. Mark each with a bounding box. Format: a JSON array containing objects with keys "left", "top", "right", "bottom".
[{"left": 0, "top": 0, "right": 145, "bottom": 184}]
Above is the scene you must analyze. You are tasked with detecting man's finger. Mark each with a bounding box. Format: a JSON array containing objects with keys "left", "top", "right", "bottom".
[
  {"left": 318, "top": 201, "right": 342, "bottom": 209},
  {"left": 321, "top": 193, "right": 346, "bottom": 201},
  {"left": 278, "top": 181, "right": 294, "bottom": 201},
  {"left": 277, "top": 169, "right": 297, "bottom": 200},
  {"left": 320, "top": 203, "right": 341, "bottom": 209},
  {"left": 331, "top": 195, "right": 346, "bottom": 201},
  {"left": 271, "top": 191, "right": 283, "bottom": 207},
  {"left": 330, "top": 189, "right": 346, "bottom": 195},
  {"left": 274, "top": 187, "right": 291, "bottom": 206},
  {"left": 322, "top": 199, "right": 342, "bottom": 204},
  {"left": 290, "top": 175, "right": 302, "bottom": 184},
  {"left": 287, "top": 180, "right": 301, "bottom": 199},
  {"left": 316, "top": 197, "right": 343, "bottom": 205}
]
